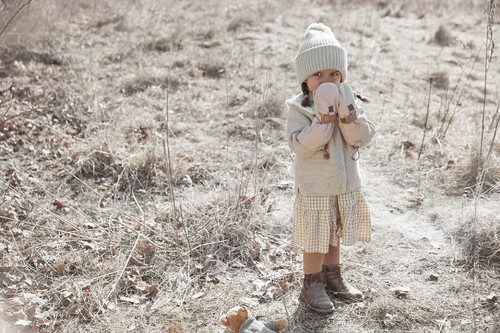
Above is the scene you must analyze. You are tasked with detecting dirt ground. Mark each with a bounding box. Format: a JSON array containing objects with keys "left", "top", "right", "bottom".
[{"left": 1, "top": 0, "right": 499, "bottom": 332}]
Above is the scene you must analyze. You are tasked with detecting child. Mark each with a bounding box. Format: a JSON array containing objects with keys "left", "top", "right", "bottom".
[{"left": 285, "top": 23, "right": 376, "bottom": 313}]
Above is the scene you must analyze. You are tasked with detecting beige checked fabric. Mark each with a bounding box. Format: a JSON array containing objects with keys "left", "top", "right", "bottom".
[{"left": 293, "top": 188, "right": 371, "bottom": 253}]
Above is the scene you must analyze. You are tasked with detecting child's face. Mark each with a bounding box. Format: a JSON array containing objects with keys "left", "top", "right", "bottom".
[{"left": 305, "top": 69, "right": 342, "bottom": 92}]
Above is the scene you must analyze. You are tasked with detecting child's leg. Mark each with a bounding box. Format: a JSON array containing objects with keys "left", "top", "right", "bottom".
[
  {"left": 303, "top": 252, "right": 324, "bottom": 274},
  {"left": 322, "top": 245, "right": 363, "bottom": 301},
  {"left": 322, "top": 245, "right": 340, "bottom": 266},
  {"left": 300, "top": 251, "right": 333, "bottom": 312}
]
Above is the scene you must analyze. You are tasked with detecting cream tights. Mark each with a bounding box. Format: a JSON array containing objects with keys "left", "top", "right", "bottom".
[{"left": 303, "top": 245, "right": 340, "bottom": 275}]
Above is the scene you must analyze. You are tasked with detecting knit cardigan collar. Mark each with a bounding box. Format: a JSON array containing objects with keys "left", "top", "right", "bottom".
[{"left": 286, "top": 93, "right": 314, "bottom": 116}]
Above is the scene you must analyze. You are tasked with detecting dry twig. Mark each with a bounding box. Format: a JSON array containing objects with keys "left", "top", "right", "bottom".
[
  {"left": 0, "top": 0, "right": 33, "bottom": 37},
  {"left": 418, "top": 78, "right": 432, "bottom": 160}
]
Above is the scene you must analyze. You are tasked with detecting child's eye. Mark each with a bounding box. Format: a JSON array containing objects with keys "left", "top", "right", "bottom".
[
  {"left": 314, "top": 72, "right": 321, "bottom": 77},
  {"left": 331, "top": 72, "right": 339, "bottom": 76}
]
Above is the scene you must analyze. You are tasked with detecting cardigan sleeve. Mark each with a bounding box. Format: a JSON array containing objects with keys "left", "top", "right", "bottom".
[{"left": 286, "top": 106, "right": 333, "bottom": 158}]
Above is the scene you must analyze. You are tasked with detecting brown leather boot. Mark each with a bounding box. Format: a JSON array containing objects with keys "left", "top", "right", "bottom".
[
  {"left": 322, "top": 265, "right": 363, "bottom": 301},
  {"left": 299, "top": 272, "right": 334, "bottom": 313}
]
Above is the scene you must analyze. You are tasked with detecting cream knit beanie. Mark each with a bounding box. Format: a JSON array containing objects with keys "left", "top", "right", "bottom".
[{"left": 294, "top": 23, "right": 348, "bottom": 85}]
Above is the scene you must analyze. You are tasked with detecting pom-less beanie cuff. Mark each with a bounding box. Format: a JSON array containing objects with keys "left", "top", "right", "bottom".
[
  {"left": 294, "top": 23, "right": 348, "bottom": 85},
  {"left": 295, "top": 45, "right": 347, "bottom": 84}
]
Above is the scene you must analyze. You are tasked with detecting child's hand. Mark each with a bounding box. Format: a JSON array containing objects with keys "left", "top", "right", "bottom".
[
  {"left": 313, "top": 83, "right": 346, "bottom": 123},
  {"left": 297, "top": 117, "right": 334, "bottom": 151},
  {"left": 337, "top": 82, "right": 357, "bottom": 119}
]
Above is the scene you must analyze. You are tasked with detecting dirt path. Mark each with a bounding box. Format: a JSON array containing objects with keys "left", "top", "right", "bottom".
[{"left": 278, "top": 164, "right": 467, "bottom": 333}]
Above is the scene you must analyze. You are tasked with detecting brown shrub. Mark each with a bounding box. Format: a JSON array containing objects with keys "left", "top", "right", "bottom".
[
  {"left": 456, "top": 152, "right": 500, "bottom": 196},
  {"left": 144, "top": 38, "right": 183, "bottom": 53},
  {"left": 227, "top": 17, "right": 254, "bottom": 32},
  {"left": 71, "top": 138, "right": 174, "bottom": 193},
  {"left": 121, "top": 75, "right": 179, "bottom": 95},
  {"left": 434, "top": 25, "right": 454, "bottom": 46},
  {"left": 198, "top": 61, "right": 225, "bottom": 79},
  {"left": 455, "top": 216, "right": 500, "bottom": 266},
  {"left": 430, "top": 71, "right": 449, "bottom": 90}
]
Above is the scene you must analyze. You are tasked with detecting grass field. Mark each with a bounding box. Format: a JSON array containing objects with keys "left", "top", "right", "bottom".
[{"left": 1, "top": 0, "right": 499, "bottom": 332}]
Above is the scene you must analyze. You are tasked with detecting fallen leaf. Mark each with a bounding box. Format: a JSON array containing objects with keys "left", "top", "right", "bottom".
[
  {"left": 52, "top": 200, "right": 65, "bottom": 209},
  {"left": 277, "top": 279, "right": 289, "bottom": 292},
  {"left": 134, "top": 221, "right": 142, "bottom": 231},
  {"left": 56, "top": 261, "right": 66, "bottom": 275},
  {"left": 252, "top": 278, "right": 272, "bottom": 299},
  {"left": 240, "top": 297, "right": 258, "bottom": 307},
  {"left": 5, "top": 290, "right": 20, "bottom": 298},
  {"left": 191, "top": 291, "right": 205, "bottom": 300},
  {"left": 390, "top": 286, "right": 411, "bottom": 298},
  {"left": 127, "top": 257, "right": 142, "bottom": 266},
  {"left": 238, "top": 195, "right": 255, "bottom": 209},
  {"left": 80, "top": 308, "right": 92, "bottom": 321},
  {"left": 402, "top": 140, "right": 415, "bottom": 149},
  {"left": 144, "top": 284, "right": 159, "bottom": 298},
  {"left": 136, "top": 240, "right": 155, "bottom": 264},
  {"left": 167, "top": 323, "right": 183, "bottom": 333},
  {"left": 26, "top": 304, "right": 36, "bottom": 321},
  {"left": 250, "top": 242, "right": 260, "bottom": 260},
  {"left": 259, "top": 187, "right": 271, "bottom": 198},
  {"left": 407, "top": 197, "right": 424, "bottom": 205}
]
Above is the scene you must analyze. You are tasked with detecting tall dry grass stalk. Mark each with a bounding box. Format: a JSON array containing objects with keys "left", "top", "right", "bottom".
[
  {"left": 162, "top": 65, "right": 178, "bottom": 224},
  {"left": 418, "top": 78, "right": 432, "bottom": 160},
  {"left": 471, "top": 0, "right": 496, "bottom": 330},
  {"left": 225, "top": 67, "right": 230, "bottom": 193},
  {"left": 436, "top": 50, "right": 479, "bottom": 142}
]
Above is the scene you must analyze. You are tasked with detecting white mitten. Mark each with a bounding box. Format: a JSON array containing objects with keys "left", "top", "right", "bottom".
[
  {"left": 336, "top": 82, "right": 376, "bottom": 150},
  {"left": 313, "top": 83, "right": 349, "bottom": 124},
  {"left": 337, "top": 82, "right": 358, "bottom": 123}
]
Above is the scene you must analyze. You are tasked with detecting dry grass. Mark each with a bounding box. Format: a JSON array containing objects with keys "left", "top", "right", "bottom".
[
  {"left": 1, "top": 0, "right": 500, "bottom": 332},
  {"left": 457, "top": 218, "right": 500, "bottom": 266},
  {"left": 455, "top": 151, "right": 500, "bottom": 195}
]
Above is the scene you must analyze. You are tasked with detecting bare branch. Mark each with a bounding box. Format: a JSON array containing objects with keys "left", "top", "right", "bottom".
[{"left": 0, "top": 0, "right": 34, "bottom": 38}]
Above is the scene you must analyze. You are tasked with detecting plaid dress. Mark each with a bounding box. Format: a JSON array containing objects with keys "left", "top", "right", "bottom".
[{"left": 293, "top": 188, "right": 371, "bottom": 253}]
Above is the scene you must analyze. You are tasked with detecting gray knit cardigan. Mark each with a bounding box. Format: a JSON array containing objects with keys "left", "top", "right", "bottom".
[{"left": 285, "top": 93, "right": 373, "bottom": 196}]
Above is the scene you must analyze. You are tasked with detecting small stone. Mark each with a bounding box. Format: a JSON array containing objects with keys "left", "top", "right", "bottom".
[
  {"left": 182, "top": 174, "right": 193, "bottom": 186},
  {"left": 481, "top": 293, "right": 497, "bottom": 303},
  {"left": 428, "top": 273, "right": 439, "bottom": 282}
]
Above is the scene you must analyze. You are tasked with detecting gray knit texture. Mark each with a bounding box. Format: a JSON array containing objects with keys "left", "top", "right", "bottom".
[
  {"left": 294, "top": 23, "right": 348, "bottom": 85},
  {"left": 285, "top": 95, "right": 362, "bottom": 196},
  {"left": 307, "top": 281, "right": 333, "bottom": 309}
]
